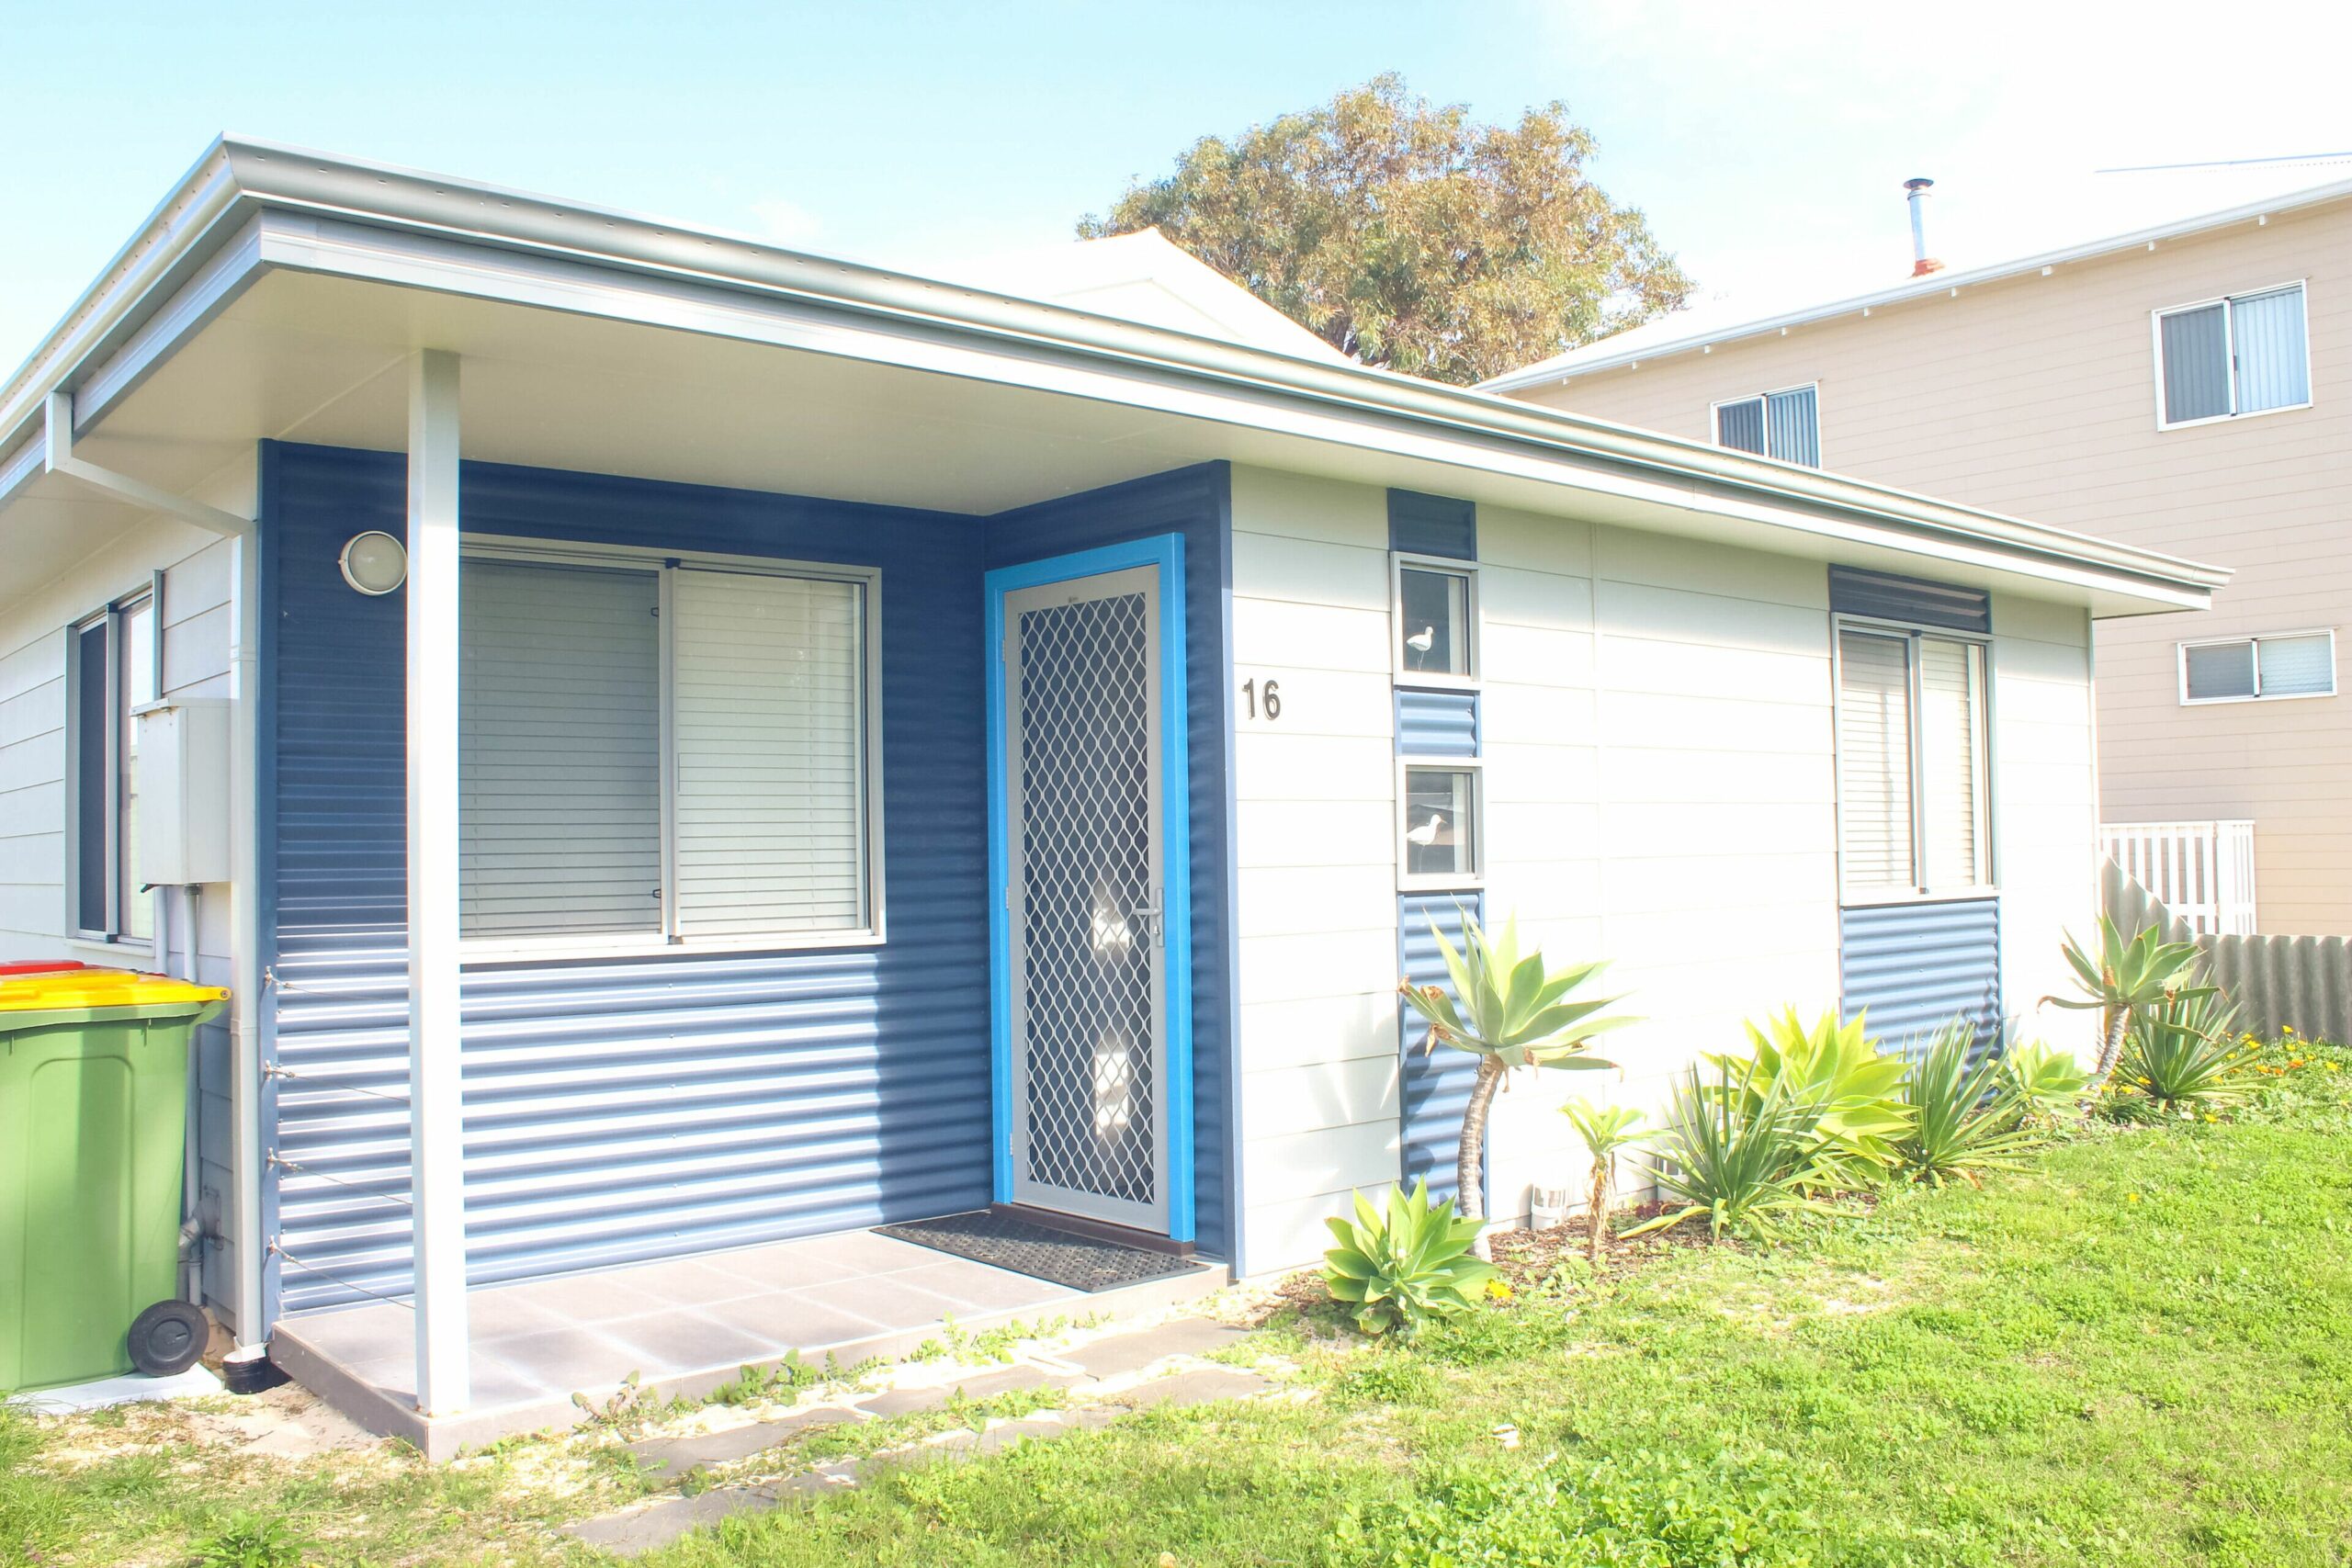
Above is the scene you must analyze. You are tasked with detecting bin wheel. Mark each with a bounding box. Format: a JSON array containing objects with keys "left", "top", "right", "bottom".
[{"left": 128, "top": 1301, "right": 209, "bottom": 1377}]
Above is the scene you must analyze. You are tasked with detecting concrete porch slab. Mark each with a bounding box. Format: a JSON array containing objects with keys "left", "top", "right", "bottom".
[{"left": 268, "top": 1228, "right": 1226, "bottom": 1460}]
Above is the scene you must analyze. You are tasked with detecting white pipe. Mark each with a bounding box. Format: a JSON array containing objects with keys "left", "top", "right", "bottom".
[
  {"left": 230, "top": 526, "right": 265, "bottom": 1347},
  {"left": 181, "top": 885, "right": 203, "bottom": 1304}
]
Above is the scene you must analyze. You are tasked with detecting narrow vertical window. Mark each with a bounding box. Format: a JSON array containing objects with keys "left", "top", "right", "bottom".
[
  {"left": 118, "top": 597, "right": 155, "bottom": 942},
  {"left": 1395, "top": 563, "right": 1476, "bottom": 681},
  {"left": 74, "top": 619, "right": 111, "bottom": 934},
  {"left": 1836, "top": 629, "right": 1915, "bottom": 895}
]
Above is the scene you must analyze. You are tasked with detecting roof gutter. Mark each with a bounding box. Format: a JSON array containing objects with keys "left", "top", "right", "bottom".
[{"left": 0, "top": 138, "right": 2228, "bottom": 605}]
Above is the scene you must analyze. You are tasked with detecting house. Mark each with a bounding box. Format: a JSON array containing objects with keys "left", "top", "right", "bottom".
[
  {"left": 1482, "top": 175, "right": 2352, "bottom": 935},
  {"left": 0, "top": 140, "right": 2220, "bottom": 1454}
]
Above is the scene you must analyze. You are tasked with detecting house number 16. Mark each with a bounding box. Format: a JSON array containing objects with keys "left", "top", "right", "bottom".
[{"left": 1241, "top": 678, "right": 1282, "bottom": 720}]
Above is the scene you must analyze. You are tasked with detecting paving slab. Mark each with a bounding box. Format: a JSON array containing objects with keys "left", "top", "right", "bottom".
[
  {"left": 1062, "top": 1317, "right": 1250, "bottom": 1378},
  {"left": 852, "top": 1363, "right": 1083, "bottom": 1417},
  {"left": 625, "top": 1405, "right": 865, "bottom": 1478},
  {"left": 1116, "top": 1367, "right": 1270, "bottom": 1410},
  {"left": 566, "top": 1487, "right": 781, "bottom": 1556}
]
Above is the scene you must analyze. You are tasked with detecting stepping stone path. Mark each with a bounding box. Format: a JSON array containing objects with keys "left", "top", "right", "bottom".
[{"left": 567, "top": 1314, "right": 1268, "bottom": 1557}]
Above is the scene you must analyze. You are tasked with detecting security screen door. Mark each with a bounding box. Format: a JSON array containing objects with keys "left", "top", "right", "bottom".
[{"left": 1001, "top": 564, "right": 1170, "bottom": 1233}]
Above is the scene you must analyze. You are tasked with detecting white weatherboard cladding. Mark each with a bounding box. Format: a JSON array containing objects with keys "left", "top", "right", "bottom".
[
  {"left": 0, "top": 455, "right": 254, "bottom": 1320},
  {"left": 1990, "top": 595, "right": 2099, "bottom": 1061},
  {"left": 672, "top": 570, "right": 865, "bottom": 935}
]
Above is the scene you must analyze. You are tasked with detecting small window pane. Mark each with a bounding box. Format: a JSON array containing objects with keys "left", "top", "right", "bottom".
[
  {"left": 2183, "top": 640, "right": 2257, "bottom": 701},
  {"left": 1837, "top": 630, "right": 1915, "bottom": 892},
  {"left": 74, "top": 621, "right": 110, "bottom": 933},
  {"left": 1398, "top": 567, "right": 1471, "bottom": 679},
  {"left": 2160, "top": 304, "right": 2232, "bottom": 424},
  {"left": 1766, "top": 387, "right": 1820, "bottom": 466},
  {"left": 1918, "top": 637, "right": 1985, "bottom": 890},
  {"left": 1404, "top": 766, "right": 1479, "bottom": 881},
  {"left": 118, "top": 600, "right": 154, "bottom": 942},
  {"left": 1716, "top": 397, "right": 1767, "bottom": 455},
  {"left": 2232, "top": 287, "right": 2309, "bottom": 414},
  {"left": 2256, "top": 633, "right": 2334, "bottom": 696}
]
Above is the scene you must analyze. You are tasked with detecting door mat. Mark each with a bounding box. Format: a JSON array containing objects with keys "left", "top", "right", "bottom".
[{"left": 876, "top": 1211, "right": 1204, "bottom": 1293}]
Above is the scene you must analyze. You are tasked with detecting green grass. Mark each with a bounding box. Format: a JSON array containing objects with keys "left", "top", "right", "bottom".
[{"left": 5, "top": 1043, "right": 2347, "bottom": 1566}]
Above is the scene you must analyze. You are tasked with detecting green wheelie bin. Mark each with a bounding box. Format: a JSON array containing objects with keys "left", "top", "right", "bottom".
[{"left": 0, "top": 964, "right": 228, "bottom": 1394}]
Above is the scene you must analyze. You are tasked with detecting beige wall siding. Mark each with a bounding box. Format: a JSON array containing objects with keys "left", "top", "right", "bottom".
[{"left": 1514, "top": 198, "right": 2352, "bottom": 931}]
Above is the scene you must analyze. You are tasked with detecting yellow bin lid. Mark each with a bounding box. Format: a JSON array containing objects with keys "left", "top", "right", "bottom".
[{"left": 0, "top": 966, "right": 229, "bottom": 1013}]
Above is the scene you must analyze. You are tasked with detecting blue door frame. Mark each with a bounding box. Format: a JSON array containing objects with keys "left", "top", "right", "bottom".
[{"left": 984, "top": 535, "right": 1195, "bottom": 1242}]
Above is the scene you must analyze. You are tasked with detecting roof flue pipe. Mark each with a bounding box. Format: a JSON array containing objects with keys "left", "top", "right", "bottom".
[{"left": 1905, "top": 178, "right": 1946, "bottom": 276}]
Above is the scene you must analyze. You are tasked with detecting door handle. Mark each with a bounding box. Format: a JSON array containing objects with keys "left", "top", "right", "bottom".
[{"left": 1128, "top": 887, "right": 1165, "bottom": 946}]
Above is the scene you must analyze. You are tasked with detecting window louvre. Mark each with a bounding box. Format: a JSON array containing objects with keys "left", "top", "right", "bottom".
[
  {"left": 672, "top": 570, "right": 866, "bottom": 936},
  {"left": 460, "top": 560, "right": 662, "bottom": 937},
  {"left": 1836, "top": 630, "right": 1915, "bottom": 894}
]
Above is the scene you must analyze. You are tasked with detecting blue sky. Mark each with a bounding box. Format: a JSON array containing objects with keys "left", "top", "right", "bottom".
[{"left": 6, "top": 1, "right": 2352, "bottom": 372}]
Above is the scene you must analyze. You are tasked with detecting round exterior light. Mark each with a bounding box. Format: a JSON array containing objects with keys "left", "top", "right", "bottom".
[{"left": 339, "top": 531, "right": 408, "bottom": 595}]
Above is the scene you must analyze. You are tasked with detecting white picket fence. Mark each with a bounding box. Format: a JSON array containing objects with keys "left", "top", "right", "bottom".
[{"left": 2099, "top": 819, "right": 2257, "bottom": 935}]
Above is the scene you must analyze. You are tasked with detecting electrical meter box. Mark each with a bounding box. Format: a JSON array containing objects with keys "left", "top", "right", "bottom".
[{"left": 131, "top": 699, "right": 231, "bottom": 886}]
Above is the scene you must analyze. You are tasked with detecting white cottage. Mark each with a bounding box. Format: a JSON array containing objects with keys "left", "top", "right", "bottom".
[{"left": 0, "top": 140, "right": 2223, "bottom": 1454}]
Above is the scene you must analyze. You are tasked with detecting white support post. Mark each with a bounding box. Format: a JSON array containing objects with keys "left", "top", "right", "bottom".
[{"left": 406, "top": 350, "right": 469, "bottom": 1415}]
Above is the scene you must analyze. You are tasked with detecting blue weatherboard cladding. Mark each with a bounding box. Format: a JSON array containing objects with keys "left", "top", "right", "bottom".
[
  {"left": 985, "top": 463, "right": 1236, "bottom": 1264},
  {"left": 1828, "top": 566, "right": 1991, "bottom": 634},
  {"left": 1840, "top": 898, "right": 2003, "bottom": 1062},
  {"left": 1399, "top": 893, "right": 1486, "bottom": 1209},
  {"left": 1388, "top": 490, "right": 1476, "bottom": 560},
  {"left": 259, "top": 442, "right": 994, "bottom": 1314},
  {"left": 1396, "top": 689, "right": 1478, "bottom": 758}
]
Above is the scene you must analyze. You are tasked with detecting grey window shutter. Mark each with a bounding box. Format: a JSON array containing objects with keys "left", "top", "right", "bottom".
[
  {"left": 460, "top": 559, "right": 663, "bottom": 937},
  {"left": 1716, "top": 397, "right": 1767, "bottom": 454},
  {"left": 1766, "top": 387, "right": 1820, "bottom": 466},
  {"left": 2160, "top": 304, "right": 2232, "bottom": 423}
]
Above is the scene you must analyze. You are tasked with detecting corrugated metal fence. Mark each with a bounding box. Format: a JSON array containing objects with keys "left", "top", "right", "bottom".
[{"left": 2104, "top": 860, "right": 2352, "bottom": 1043}]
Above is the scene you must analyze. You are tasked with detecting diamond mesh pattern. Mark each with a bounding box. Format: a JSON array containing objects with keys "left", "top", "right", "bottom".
[{"left": 1015, "top": 591, "right": 1157, "bottom": 1209}]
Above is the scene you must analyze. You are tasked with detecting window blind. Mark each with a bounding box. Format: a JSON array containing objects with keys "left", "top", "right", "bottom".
[
  {"left": 460, "top": 559, "right": 662, "bottom": 937},
  {"left": 671, "top": 570, "right": 866, "bottom": 937},
  {"left": 2256, "top": 633, "right": 2334, "bottom": 696},
  {"left": 1837, "top": 629, "right": 1915, "bottom": 894},
  {"left": 2232, "top": 287, "right": 2309, "bottom": 414},
  {"left": 1715, "top": 397, "right": 1767, "bottom": 455},
  {"left": 1917, "top": 637, "right": 1984, "bottom": 888},
  {"left": 2160, "top": 303, "right": 2232, "bottom": 424},
  {"left": 1766, "top": 387, "right": 1820, "bottom": 466}
]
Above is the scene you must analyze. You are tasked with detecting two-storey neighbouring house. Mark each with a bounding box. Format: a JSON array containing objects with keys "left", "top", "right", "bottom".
[{"left": 1484, "top": 176, "right": 2352, "bottom": 934}]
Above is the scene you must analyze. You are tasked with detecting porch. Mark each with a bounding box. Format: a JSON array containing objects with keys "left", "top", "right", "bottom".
[{"left": 271, "top": 1223, "right": 1227, "bottom": 1460}]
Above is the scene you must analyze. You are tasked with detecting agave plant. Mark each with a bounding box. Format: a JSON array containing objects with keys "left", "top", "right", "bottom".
[
  {"left": 1709, "top": 1008, "right": 1912, "bottom": 1189},
  {"left": 1559, "top": 1100, "right": 1645, "bottom": 1266},
  {"left": 1894, "top": 1020, "right": 2041, "bottom": 1186},
  {"left": 1399, "top": 914, "right": 1634, "bottom": 1257},
  {"left": 2116, "top": 992, "right": 2252, "bottom": 1113},
  {"left": 1996, "top": 1038, "right": 2091, "bottom": 1124},
  {"left": 1625, "top": 1063, "right": 1835, "bottom": 1245},
  {"left": 1323, "top": 1178, "right": 1497, "bottom": 1337},
  {"left": 2045, "top": 917, "right": 2213, "bottom": 1086}
]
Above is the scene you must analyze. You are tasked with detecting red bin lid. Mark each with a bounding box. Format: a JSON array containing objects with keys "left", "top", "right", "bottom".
[{"left": 0, "top": 959, "right": 85, "bottom": 976}]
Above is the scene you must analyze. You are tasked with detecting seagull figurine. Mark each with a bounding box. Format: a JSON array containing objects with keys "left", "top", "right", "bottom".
[
  {"left": 1405, "top": 811, "right": 1446, "bottom": 848},
  {"left": 1405, "top": 626, "right": 1435, "bottom": 666}
]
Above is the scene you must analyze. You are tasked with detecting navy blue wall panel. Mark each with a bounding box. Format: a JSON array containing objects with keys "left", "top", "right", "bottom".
[
  {"left": 261, "top": 443, "right": 993, "bottom": 1313},
  {"left": 985, "top": 462, "right": 1236, "bottom": 1263},
  {"left": 1839, "top": 897, "right": 2002, "bottom": 1061},
  {"left": 1828, "top": 566, "right": 1991, "bottom": 635},
  {"left": 1398, "top": 891, "right": 1487, "bottom": 1210},
  {"left": 1388, "top": 490, "right": 1476, "bottom": 560},
  {"left": 1396, "top": 689, "right": 1479, "bottom": 758}
]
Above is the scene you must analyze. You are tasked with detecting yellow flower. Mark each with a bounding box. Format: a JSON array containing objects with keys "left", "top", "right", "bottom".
[
  {"left": 1485, "top": 1279, "right": 1515, "bottom": 1302},
  {"left": 2125, "top": 1193, "right": 2142, "bottom": 1203}
]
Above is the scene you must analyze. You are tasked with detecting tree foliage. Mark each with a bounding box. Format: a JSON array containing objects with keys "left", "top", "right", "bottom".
[{"left": 1079, "top": 73, "right": 1694, "bottom": 385}]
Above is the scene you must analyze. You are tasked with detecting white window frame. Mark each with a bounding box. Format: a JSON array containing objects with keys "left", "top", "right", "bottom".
[
  {"left": 2151, "top": 280, "right": 2312, "bottom": 432},
  {"left": 456, "top": 535, "right": 886, "bottom": 963},
  {"left": 1711, "top": 382, "right": 1823, "bottom": 468},
  {"left": 63, "top": 581, "right": 162, "bottom": 951},
  {"left": 2177, "top": 627, "right": 2337, "bottom": 705},
  {"left": 1830, "top": 614, "right": 1996, "bottom": 907},
  {"left": 1395, "top": 755, "right": 1486, "bottom": 893},
  {"left": 1389, "top": 551, "right": 1480, "bottom": 690}
]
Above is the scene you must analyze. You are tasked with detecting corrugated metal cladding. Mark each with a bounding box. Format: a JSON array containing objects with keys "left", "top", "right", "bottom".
[
  {"left": 1388, "top": 490, "right": 1476, "bottom": 560},
  {"left": 987, "top": 463, "right": 1236, "bottom": 1264},
  {"left": 1839, "top": 897, "right": 2002, "bottom": 1061},
  {"left": 261, "top": 443, "right": 995, "bottom": 1314},
  {"left": 1398, "top": 892, "right": 1487, "bottom": 1209},
  {"left": 1396, "top": 690, "right": 1479, "bottom": 758},
  {"left": 1827, "top": 566, "right": 1991, "bottom": 634}
]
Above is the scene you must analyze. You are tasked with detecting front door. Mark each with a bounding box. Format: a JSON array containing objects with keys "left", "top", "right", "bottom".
[{"left": 998, "top": 561, "right": 1173, "bottom": 1234}]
